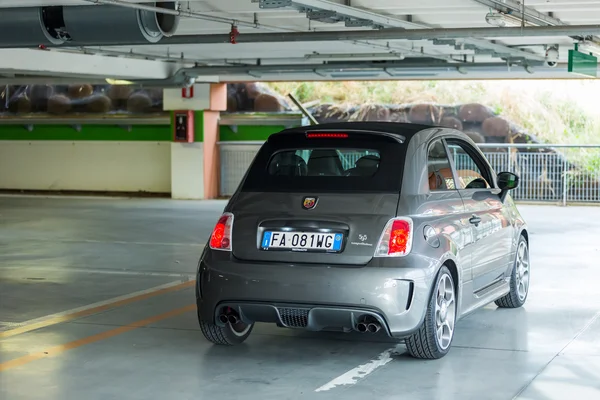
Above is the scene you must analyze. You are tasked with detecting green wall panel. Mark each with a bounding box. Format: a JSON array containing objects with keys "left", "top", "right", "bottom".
[
  {"left": 0, "top": 124, "right": 171, "bottom": 141},
  {"left": 219, "top": 125, "right": 286, "bottom": 141}
]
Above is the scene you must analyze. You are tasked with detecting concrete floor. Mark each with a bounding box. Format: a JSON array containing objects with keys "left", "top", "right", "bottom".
[{"left": 0, "top": 196, "right": 599, "bottom": 400}]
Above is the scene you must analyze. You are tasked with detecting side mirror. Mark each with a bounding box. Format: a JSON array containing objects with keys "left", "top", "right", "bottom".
[{"left": 497, "top": 171, "right": 519, "bottom": 201}]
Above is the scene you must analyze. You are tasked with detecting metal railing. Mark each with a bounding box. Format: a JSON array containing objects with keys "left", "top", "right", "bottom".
[
  {"left": 473, "top": 144, "right": 600, "bottom": 205},
  {"left": 219, "top": 141, "right": 600, "bottom": 204}
]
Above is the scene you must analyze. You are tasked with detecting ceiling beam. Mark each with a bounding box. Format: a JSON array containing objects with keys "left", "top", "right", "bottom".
[
  {"left": 160, "top": 24, "right": 600, "bottom": 45},
  {"left": 288, "top": 0, "right": 547, "bottom": 61},
  {"left": 0, "top": 48, "right": 183, "bottom": 80}
]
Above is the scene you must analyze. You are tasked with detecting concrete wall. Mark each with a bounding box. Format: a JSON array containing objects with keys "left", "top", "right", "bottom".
[{"left": 0, "top": 141, "right": 171, "bottom": 193}]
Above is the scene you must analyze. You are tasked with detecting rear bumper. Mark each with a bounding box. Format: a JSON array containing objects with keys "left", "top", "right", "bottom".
[{"left": 196, "top": 250, "right": 438, "bottom": 338}]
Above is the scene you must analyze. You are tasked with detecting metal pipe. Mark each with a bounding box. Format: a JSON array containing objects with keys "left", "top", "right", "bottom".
[
  {"left": 160, "top": 25, "right": 600, "bottom": 45},
  {"left": 83, "top": 0, "right": 294, "bottom": 32},
  {"left": 178, "top": 61, "right": 541, "bottom": 76}
]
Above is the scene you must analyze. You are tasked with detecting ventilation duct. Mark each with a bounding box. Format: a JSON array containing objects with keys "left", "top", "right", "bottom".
[
  {"left": 0, "top": 7, "right": 69, "bottom": 46},
  {"left": 62, "top": 2, "right": 179, "bottom": 45},
  {"left": 0, "top": 2, "right": 179, "bottom": 47}
]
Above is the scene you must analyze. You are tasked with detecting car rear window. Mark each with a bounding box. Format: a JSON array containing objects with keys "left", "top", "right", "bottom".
[
  {"left": 240, "top": 133, "right": 407, "bottom": 193},
  {"left": 267, "top": 148, "right": 381, "bottom": 177}
]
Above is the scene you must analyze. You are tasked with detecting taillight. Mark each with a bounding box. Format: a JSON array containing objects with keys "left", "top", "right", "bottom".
[
  {"left": 374, "top": 217, "right": 413, "bottom": 257},
  {"left": 209, "top": 212, "right": 234, "bottom": 251}
]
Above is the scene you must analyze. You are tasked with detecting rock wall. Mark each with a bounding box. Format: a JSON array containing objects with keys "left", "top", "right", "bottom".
[
  {"left": 1, "top": 84, "right": 164, "bottom": 115},
  {"left": 223, "top": 84, "right": 542, "bottom": 148},
  {"left": 226, "top": 83, "right": 292, "bottom": 113},
  {"left": 310, "top": 102, "right": 540, "bottom": 148}
]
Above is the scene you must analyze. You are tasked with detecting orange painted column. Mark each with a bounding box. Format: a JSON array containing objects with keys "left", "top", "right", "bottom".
[{"left": 204, "top": 84, "right": 227, "bottom": 199}]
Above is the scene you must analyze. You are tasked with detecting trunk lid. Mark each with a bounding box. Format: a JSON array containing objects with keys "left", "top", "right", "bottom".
[{"left": 230, "top": 191, "right": 399, "bottom": 265}]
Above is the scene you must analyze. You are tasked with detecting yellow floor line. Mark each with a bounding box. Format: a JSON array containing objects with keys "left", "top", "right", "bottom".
[
  {"left": 0, "top": 304, "right": 196, "bottom": 372},
  {"left": 0, "top": 280, "right": 196, "bottom": 339}
]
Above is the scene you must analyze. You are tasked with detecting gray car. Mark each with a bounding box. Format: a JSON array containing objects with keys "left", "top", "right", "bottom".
[{"left": 195, "top": 122, "right": 530, "bottom": 359}]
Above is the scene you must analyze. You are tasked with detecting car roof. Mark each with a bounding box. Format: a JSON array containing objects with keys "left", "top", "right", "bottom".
[{"left": 273, "top": 121, "right": 440, "bottom": 142}]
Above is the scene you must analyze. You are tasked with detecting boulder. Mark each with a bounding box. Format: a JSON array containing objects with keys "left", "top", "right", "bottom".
[
  {"left": 68, "top": 84, "right": 94, "bottom": 99},
  {"left": 440, "top": 116, "right": 463, "bottom": 130},
  {"left": 482, "top": 116, "right": 511, "bottom": 137},
  {"left": 458, "top": 103, "right": 495, "bottom": 122},
  {"left": 47, "top": 94, "right": 72, "bottom": 115},
  {"left": 408, "top": 104, "right": 440, "bottom": 125},
  {"left": 8, "top": 95, "right": 32, "bottom": 114},
  {"left": 253, "top": 93, "right": 285, "bottom": 112},
  {"left": 84, "top": 95, "right": 112, "bottom": 113},
  {"left": 127, "top": 92, "right": 153, "bottom": 113},
  {"left": 464, "top": 131, "right": 485, "bottom": 143}
]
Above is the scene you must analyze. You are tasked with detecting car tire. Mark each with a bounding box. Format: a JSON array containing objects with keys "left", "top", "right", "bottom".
[
  {"left": 405, "top": 265, "right": 457, "bottom": 359},
  {"left": 198, "top": 313, "right": 254, "bottom": 345},
  {"left": 495, "top": 235, "right": 530, "bottom": 309}
]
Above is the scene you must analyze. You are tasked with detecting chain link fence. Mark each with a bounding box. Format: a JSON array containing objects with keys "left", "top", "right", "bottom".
[{"left": 219, "top": 141, "right": 600, "bottom": 204}]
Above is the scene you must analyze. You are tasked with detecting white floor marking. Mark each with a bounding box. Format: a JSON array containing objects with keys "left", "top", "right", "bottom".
[
  {"left": 0, "top": 279, "right": 190, "bottom": 333},
  {"left": 315, "top": 348, "right": 395, "bottom": 392},
  {"left": 0, "top": 265, "right": 196, "bottom": 279},
  {"left": 20, "top": 238, "right": 206, "bottom": 247}
]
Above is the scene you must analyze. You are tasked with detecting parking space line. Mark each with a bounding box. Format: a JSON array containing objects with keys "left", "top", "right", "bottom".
[
  {"left": 0, "top": 304, "right": 196, "bottom": 372},
  {"left": 314, "top": 348, "right": 395, "bottom": 392},
  {"left": 0, "top": 265, "right": 196, "bottom": 279},
  {"left": 0, "top": 280, "right": 195, "bottom": 339},
  {"left": 2, "top": 238, "right": 206, "bottom": 247}
]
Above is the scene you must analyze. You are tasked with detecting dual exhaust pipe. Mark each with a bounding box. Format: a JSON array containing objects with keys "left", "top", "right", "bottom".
[
  {"left": 218, "top": 308, "right": 240, "bottom": 325},
  {"left": 356, "top": 316, "right": 381, "bottom": 333}
]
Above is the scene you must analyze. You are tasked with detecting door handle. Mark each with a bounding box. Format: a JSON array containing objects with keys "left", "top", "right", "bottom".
[{"left": 469, "top": 216, "right": 482, "bottom": 226}]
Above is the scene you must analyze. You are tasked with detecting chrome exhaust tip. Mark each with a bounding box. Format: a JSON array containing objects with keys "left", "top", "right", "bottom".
[
  {"left": 218, "top": 314, "right": 229, "bottom": 324},
  {"left": 357, "top": 322, "right": 367, "bottom": 332},
  {"left": 367, "top": 322, "right": 381, "bottom": 333}
]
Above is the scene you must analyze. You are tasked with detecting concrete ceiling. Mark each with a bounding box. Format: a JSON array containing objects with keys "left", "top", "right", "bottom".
[{"left": 0, "top": 0, "right": 599, "bottom": 83}]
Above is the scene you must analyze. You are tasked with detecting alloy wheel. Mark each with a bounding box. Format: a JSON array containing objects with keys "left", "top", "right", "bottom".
[
  {"left": 434, "top": 273, "right": 456, "bottom": 350},
  {"left": 515, "top": 241, "right": 530, "bottom": 301}
]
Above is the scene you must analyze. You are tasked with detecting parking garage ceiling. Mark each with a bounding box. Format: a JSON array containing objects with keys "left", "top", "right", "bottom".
[{"left": 0, "top": 0, "right": 599, "bottom": 84}]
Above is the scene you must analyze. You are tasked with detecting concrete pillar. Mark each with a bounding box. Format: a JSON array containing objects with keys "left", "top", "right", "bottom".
[{"left": 163, "top": 83, "right": 226, "bottom": 200}]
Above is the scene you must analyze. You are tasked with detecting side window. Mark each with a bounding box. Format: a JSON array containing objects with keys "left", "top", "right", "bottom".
[
  {"left": 446, "top": 140, "right": 492, "bottom": 189},
  {"left": 427, "top": 139, "right": 456, "bottom": 191}
]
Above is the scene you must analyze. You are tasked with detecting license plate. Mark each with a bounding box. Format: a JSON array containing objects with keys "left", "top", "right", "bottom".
[{"left": 261, "top": 231, "right": 343, "bottom": 252}]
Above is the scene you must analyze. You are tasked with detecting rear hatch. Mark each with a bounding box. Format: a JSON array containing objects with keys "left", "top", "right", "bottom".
[{"left": 229, "top": 129, "right": 408, "bottom": 266}]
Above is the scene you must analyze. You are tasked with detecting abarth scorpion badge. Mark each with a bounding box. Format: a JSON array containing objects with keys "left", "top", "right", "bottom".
[{"left": 302, "top": 196, "right": 318, "bottom": 210}]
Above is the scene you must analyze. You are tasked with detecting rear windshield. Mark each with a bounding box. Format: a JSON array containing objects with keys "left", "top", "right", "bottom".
[
  {"left": 268, "top": 148, "right": 381, "bottom": 177},
  {"left": 241, "top": 134, "right": 406, "bottom": 193}
]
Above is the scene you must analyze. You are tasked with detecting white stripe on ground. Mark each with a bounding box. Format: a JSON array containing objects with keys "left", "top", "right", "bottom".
[
  {"left": 0, "top": 265, "right": 196, "bottom": 279},
  {"left": 315, "top": 348, "right": 395, "bottom": 392},
  {"left": 19, "top": 238, "right": 206, "bottom": 247},
  {"left": 0, "top": 279, "right": 191, "bottom": 333}
]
